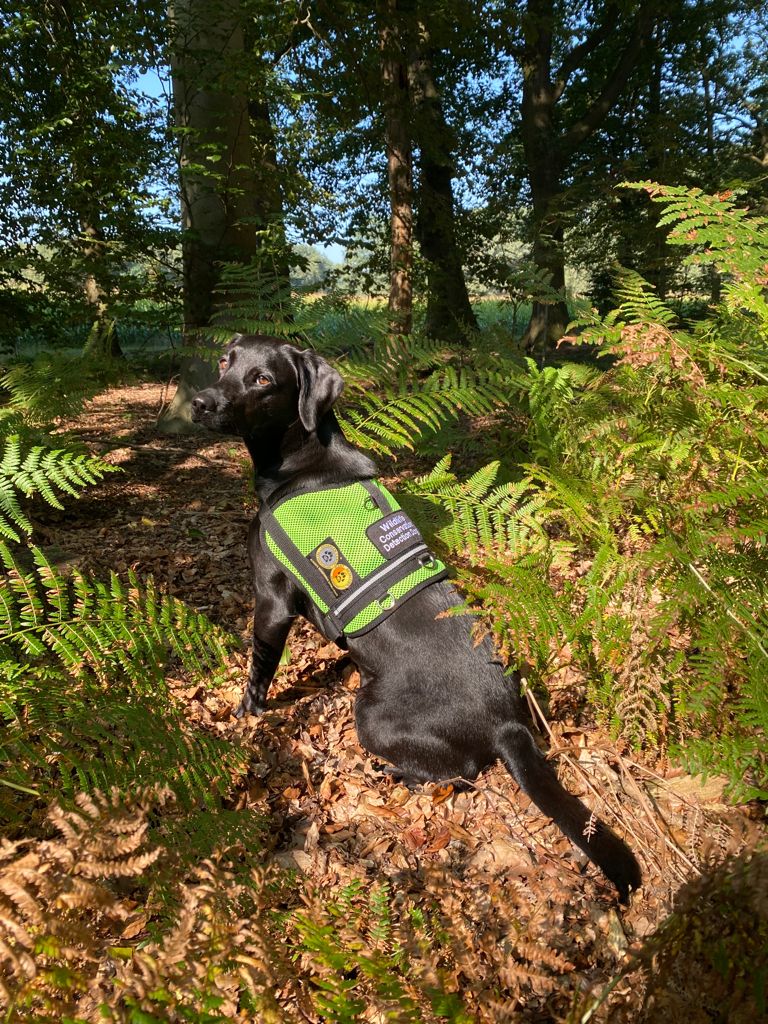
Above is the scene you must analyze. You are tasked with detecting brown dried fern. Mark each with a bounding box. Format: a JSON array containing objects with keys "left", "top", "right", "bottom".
[
  {"left": 95, "top": 861, "right": 301, "bottom": 1024},
  {"left": 605, "top": 850, "right": 768, "bottom": 1024},
  {"left": 0, "top": 788, "right": 166, "bottom": 1011},
  {"left": 0, "top": 789, "right": 304, "bottom": 1023}
]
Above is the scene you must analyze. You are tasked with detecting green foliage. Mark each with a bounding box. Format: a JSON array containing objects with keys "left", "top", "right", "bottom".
[
  {"left": 623, "top": 182, "right": 768, "bottom": 323},
  {"left": 208, "top": 258, "right": 298, "bottom": 342},
  {"left": 0, "top": 435, "right": 119, "bottom": 540},
  {"left": 1, "top": 671, "right": 247, "bottom": 818},
  {"left": 339, "top": 363, "right": 509, "bottom": 456},
  {"left": 293, "top": 880, "right": 472, "bottom": 1023},
  {"left": 0, "top": 543, "right": 232, "bottom": 683},
  {"left": 337, "top": 333, "right": 512, "bottom": 455},
  {"left": 0, "top": 542, "right": 242, "bottom": 817},
  {"left": 516, "top": 187, "right": 768, "bottom": 794},
  {"left": 403, "top": 455, "right": 546, "bottom": 557},
  {"left": 389, "top": 186, "right": 768, "bottom": 799},
  {"left": 1, "top": 350, "right": 124, "bottom": 425}
]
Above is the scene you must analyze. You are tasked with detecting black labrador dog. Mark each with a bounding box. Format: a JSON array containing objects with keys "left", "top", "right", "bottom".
[{"left": 191, "top": 333, "right": 641, "bottom": 902}]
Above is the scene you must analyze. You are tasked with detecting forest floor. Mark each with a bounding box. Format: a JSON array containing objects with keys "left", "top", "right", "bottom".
[{"left": 35, "top": 379, "right": 766, "bottom": 1020}]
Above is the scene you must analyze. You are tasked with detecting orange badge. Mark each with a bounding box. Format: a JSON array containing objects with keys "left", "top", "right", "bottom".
[{"left": 330, "top": 564, "right": 353, "bottom": 590}]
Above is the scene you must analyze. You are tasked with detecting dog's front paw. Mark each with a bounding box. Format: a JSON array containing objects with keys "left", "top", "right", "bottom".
[{"left": 233, "top": 695, "right": 267, "bottom": 719}]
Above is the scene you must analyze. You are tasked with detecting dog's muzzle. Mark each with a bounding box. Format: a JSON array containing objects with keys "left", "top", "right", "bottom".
[{"left": 190, "top": 389, "right": 220, "bottom": 423}]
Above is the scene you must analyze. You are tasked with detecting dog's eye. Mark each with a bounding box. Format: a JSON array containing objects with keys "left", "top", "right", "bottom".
[{"left": 254, "top": 373, "right": 271, "bottom": 387}]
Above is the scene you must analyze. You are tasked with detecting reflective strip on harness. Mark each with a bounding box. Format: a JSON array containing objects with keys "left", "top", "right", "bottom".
[{"left": 259, "top": 479, "right": 447, "bottom": 639}]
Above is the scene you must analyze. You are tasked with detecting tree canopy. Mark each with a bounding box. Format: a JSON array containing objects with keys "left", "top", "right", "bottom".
[{"left": 1, "top": 0, "right": 765, "bottom": 350}]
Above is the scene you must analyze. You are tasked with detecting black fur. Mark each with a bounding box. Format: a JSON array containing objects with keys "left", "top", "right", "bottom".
[{"left": 191, "top": 333, "right": 642, "bottom": 902}]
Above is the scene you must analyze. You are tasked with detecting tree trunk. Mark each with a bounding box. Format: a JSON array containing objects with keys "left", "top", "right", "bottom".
[
  {"left": 378, "top": 0, "right": 414, "bottom": 336},
  {"left": 162, "top": 0, "right": 290, "bottom": 432},
  {"left": 410, "top": 33, "right": 477, "bottom": 343},
  {"left": 80, "top": 219, "right": 123, "bottom": 359},
  {"left": 248, "top": 94, "right": 291, "bottom": 288},
  {"left": 168, "top": 0, "right": 262, "bottom": 336},
  {"left": 518, "top": 1, "right": 568, "bottom": 355},
  {"left": 517, "top": 0, "right": 654, "bottom": 357},
  {"left": 524, "top": 171, "right": 570, "bottom": 355}
]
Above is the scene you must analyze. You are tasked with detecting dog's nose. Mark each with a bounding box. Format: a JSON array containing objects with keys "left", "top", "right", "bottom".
[{"left": 191, "top": 391, "right": 216, "bottom": 419}]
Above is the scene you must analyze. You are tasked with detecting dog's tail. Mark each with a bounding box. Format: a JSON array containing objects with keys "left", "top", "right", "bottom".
[{"left": 497, "top": 724, "right": 641, "bottom": 902}]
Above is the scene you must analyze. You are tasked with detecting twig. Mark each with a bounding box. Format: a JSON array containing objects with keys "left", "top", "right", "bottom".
[
  {"left": 577, "top": 961, "right": 638, "bottom": 1024},
  {"left": 521, "top": 679, "right": 557, "bottom": 745},
  {"left": 562, "top": 750, "right": 664, "bottom": 878},
  {"left": 613, "top": 759, "right": 700, "bottom": 876},
  {"left": 520, "top": 682, "right": 698, "bottom": 881}
]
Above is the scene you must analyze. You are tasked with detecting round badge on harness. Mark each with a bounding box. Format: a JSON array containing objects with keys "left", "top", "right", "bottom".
[
  {"left": 330, "top": 564, "right": 353, "bottom": 590},
  {"left": 315, "top": 543, "right": 339, "bottom": 569}
]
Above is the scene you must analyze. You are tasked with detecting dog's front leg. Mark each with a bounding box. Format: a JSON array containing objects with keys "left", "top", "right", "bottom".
[{"left": 235, "top": 601, "right": 294, "bottom": 719}]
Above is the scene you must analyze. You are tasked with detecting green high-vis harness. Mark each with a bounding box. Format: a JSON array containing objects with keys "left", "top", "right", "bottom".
[{"left": 259, "top": 479, "right": 448, "bottom": 639}]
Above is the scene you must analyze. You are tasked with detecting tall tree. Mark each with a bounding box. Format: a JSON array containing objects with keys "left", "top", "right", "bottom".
[
  {"left": 377, "top": 0, "right": 415, "bottom": 335},
  {"left": 0, "top": 0, "right": 169, "bottom": 355},
  {"left": 160, "top": 0, "right": 299, "bottom": 431},
  {"left": 283, "top": 0, "right": 479, "bottom": 340},
  {"left": 168, "top": 0, "right": 290, "bottom": 336},
  {"left": 509, "top": 0, "right": 657, "bottom": 353},
  {"left": 410, "top": 9, "right": 478, "bottom": 341}
]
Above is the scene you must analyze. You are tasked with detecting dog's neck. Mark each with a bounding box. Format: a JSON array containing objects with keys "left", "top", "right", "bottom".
[{"left": 243, "top": 411, "right": 376, "bottom": 503}]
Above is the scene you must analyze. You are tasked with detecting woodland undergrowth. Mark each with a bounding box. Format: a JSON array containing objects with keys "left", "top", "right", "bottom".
[{"left": 0, "top": 184, "right": 766, "bottom": 1021}]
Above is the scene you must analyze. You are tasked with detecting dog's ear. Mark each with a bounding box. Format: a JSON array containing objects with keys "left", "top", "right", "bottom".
[{"left": 295, "top": 349, "right": 344, "bottom": 432}]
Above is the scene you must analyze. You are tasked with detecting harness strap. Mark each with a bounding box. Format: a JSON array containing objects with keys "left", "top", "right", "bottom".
[
  {"left": 360, "top": 479, "right": 394, "bottom": 514},
  {"left": 324, "top": 546, "right": 444, "bottom": 635},
  {"left": 258, "top": 503, "right": 344, "bottom": 636}
]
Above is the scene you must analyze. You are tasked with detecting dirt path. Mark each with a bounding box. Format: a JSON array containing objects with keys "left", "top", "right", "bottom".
[{"left": 36, "top": 380, "right": 766, "bottom": 1017}]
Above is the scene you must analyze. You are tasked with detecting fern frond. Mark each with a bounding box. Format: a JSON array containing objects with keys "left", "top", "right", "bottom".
[
  {"left": 622, "top": 182, "right": 768, "bottom": 325},
  {"left": 339, "top": 369, "right": 508, "bottom": 455},
  {"left": 403, "top": 456, "right": 546, "bottom": 555},
  {"left": 465, "top": 553, "right": 571, "bottom": 671},
  {"left": 1, "top": 353, "right": 121, "bottom": 426},
  {"left": 339, "top": 333, "right": 449, "bottom": 391},
  {"left": 1, "top": 674, "right": 249, "bottom": 814},
  {"left": 0, "top": 546, "right": 242, "bottom": 815},
  {"left": 209, "top": 260, "right": 297, "bottom": 341},
  {"left": 0, "top": 543, "right": 233, "bottom": 683},
  {"left": 0, "top": 436, "right": 119, "bottom": 541}
]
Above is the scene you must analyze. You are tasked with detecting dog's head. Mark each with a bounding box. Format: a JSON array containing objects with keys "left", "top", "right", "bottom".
[{"left": 191, "top": 334, "right": 344, "bottom": 438}]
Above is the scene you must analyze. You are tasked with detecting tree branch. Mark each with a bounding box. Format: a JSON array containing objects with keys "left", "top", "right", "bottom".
[
  {"left": 553, "top": 19, "right": 614, "bottom": 101},
  {"left": 561, "top": 9, "right": 654, "bottom": 153}
]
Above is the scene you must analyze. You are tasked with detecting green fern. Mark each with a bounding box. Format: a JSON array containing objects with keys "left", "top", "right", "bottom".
[
  {"left": 0, "top": 436, "right": 119, "bottom": 541},
  {"left": 402, "top": 455, "right": 547, "bottom": 556},
  {"left": 339, "top": 368, "right": 509, "bottom": 456},
  {"left": 1, "top": 352, "right": 123, "bottom": 425},
  {"left": 0, "top": 673, "right": 249, "bottom": 816},
  {"left": 309, "top": 299, "right": 390, "bottom": 358},
  {"left": 338, "top": 332, "right": 448, "bottom": 388},
  {"left": 623, "top": 182, "right": 768, "bottom": 329},
  {"left": 0, "top": 544, "right": 242, "bottom": 816},
  {"left": 293, "top": 881, "right": 471, "bottom": 1024},
  {"left": 0, "top": 543, "right": 233, "bottom": 683},
  {"left": 208, "top": 258, "right": 298, "bottom": 341}
]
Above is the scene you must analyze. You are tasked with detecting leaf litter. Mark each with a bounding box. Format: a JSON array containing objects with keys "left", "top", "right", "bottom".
[{"left": 30, "top": 380, "right": 767, "bottom": 1021}]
